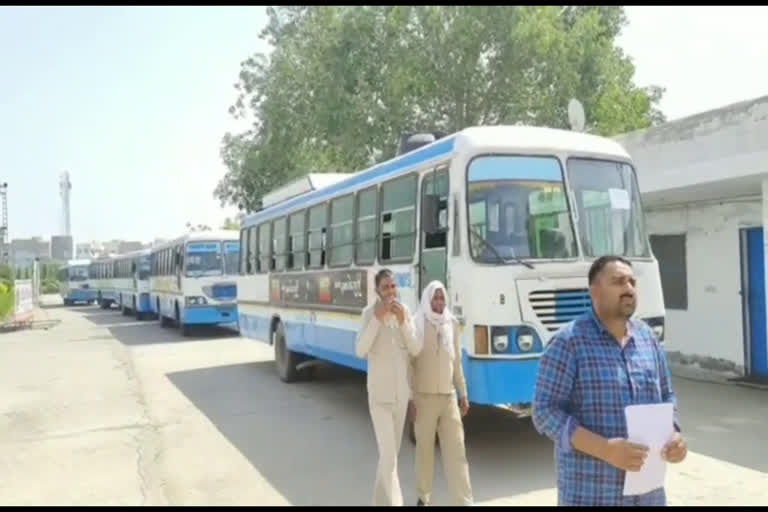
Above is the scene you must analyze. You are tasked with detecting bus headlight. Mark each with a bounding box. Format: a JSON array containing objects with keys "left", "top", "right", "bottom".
[
  {"left": 492, "top": 334, "right": 509, "bottom": 353},
  {"left": 186, "top": 296, "right": 208, "bottom": 306},
  {"left": 517, "top": 333, "right": 534, "bottom": 352}
]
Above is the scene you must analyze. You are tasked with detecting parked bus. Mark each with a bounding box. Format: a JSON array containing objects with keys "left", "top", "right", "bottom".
[
  {"left": 58, "top": 259, "right": 96, "bottom": 305},
  {"left": 113, "top": 248, "right": 154, "bottom": 320},
  {"left": 236, "top": 125, "right": 666, "bottom": 415},
  {"left": 149, "top": 231, "right": 240, "bottom": 336},
  {"left": 89, "top": 256, "right": 118, "bottom": 309}
]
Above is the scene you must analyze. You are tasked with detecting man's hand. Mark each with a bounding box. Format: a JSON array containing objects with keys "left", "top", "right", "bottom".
[
  {"left": 662, "top": 432, "right": 687, "bottom": 463},
  {"left": 458, "top": 396, "right": 469, "bottom": 417},
  {"left": 374, "top": 301, "right": 389, "bottom": 322},
  {"left": 390, "top": 301, "right": 406, "bottom": 325},
  {"left": 604, "top": 438, "right": 649, "bottom": 472}
]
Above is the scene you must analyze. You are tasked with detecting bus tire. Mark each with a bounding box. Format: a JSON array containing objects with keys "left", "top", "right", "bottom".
[
  {"left": 273, "top": 322, "right": 301, "bottom": 383},
  {"left": 160, "top": 314, "right": 172, "bottom": 328},
  {"left": 181, "top": 324, "right": 192, "bottom": 337}
]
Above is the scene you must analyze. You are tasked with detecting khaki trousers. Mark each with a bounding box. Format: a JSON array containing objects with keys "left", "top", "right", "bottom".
[
  {"left": 369, "top": 397, "right": 409, "bottom": 506},
  {"left": 414, "top": 393, "right": 473, "bottom": 505}
]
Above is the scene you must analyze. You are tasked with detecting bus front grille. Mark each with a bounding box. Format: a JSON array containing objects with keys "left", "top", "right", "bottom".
[{"left": 529, "top": 288, "right": 591, "bottom": 332}]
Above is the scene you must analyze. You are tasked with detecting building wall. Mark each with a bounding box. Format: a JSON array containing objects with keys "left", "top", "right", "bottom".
[{"left": 646, "top": 200, "right": 762, "bottom": 375}]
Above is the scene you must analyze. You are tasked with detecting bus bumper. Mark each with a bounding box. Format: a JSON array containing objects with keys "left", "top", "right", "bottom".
[
  {"left": 69, "top": 289, "right": 97, "bottom": 302},
  {"left": 137, "top": 293, "right": 152, "bottom": 313},
  {"left": 182, "top": 304, "right": 238, "bottom": 325},
  {"left": 463, "top": 353, "right": 540, "bottom": 406}
]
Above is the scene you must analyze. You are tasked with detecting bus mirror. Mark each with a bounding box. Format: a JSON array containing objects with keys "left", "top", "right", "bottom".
[{"left": 421, "top": 195, "right": 440, "bottom": 234}]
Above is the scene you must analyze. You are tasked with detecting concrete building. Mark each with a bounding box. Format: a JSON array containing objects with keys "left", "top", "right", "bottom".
[
  {"left": 11, "top": 237, "right": 50, "bottom": 268},
  {"left": 615, "top": 94, "right": 768, "bottom": 382},
  {"left": 50, "top": 235, "right": 74, "bottom": 262}
]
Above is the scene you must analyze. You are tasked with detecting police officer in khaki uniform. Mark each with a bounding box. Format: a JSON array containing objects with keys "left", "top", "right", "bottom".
[
  {"left": 410, "top": 281, "right": 473, "bottom": 506},
  {"left": 356, "top": 269, "right": 423, "bottom": 506}
]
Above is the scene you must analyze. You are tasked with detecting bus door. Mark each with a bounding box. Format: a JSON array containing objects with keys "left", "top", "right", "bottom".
[{"left": 419, "top": 165, "right": 449, "bottom": 295}]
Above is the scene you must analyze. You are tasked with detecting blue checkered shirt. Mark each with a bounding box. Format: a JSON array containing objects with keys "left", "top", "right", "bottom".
[{"left": 532, "top": 309, "right": 680, "bottom": 506}]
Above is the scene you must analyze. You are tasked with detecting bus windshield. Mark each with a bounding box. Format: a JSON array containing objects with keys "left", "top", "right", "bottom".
[
  {"left": 185, "top": 242, "right": 223, "bottom": 277},
  {"left": 467, "top": 155, "right": 577, "bottom": 263},
  {"left": 69, "top": 265, "right": 89, "bottom": 281},
  {"left": 223, "top": 241, "right": 240, "bottom": 276},
  {"left": 566, "top": 158, "right": 650, "bottom": 258},
  {"left": 138, "top": 255, "right": 151, "bottom": 280}
]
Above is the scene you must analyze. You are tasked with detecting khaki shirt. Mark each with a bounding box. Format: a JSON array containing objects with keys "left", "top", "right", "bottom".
[
  {"left": 355, "top": 301, "right": 422, "bottom": 404},
  {"left": 409, "top": 320, "right": 468, "bottom": 398}
]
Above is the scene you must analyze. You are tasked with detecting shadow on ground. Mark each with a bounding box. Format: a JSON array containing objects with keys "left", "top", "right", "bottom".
[
  {"left": 167, "top": 361, "right": 553, "bottom": 506},
  {"left": 79, "top": 308, "right": 239, "bottom": 345}
]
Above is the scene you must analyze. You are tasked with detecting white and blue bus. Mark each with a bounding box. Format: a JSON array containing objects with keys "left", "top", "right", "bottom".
[
  {"left": 58, "top": 259, "right": 97, "bottom": 305},
  {"left": 113, "top": 249, "right": 154, "bottom": 320},
  {"left": 236, "top": 125, "right": 666, "bottom": 414},
  {"left": 149, "top": 231, "right": 240, "bottom": 336},
  {"left": 89, "top": 256, "right": 118, "bottom": 309}
]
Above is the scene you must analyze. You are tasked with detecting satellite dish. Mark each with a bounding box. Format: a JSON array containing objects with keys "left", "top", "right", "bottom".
[{"left": 568, "top": 98, "right": 586, "bottom": 132}]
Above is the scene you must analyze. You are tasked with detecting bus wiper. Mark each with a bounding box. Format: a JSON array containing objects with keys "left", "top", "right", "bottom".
[{"left": 468, "top": 226, "right": 535, "bottom": 269}]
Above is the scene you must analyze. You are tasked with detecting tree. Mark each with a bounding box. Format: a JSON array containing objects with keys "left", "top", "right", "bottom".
[
  {"left": 217, "top": 6, "right": 666, "bottom": 210},
  {"left": 221, "top": 217, "right": 241, "bottom": 230},
  {"left": 185, "top": 222, "right": 212, "bottom": 232}
]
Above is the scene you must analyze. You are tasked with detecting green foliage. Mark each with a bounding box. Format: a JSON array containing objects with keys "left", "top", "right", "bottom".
[
  {"left": 221, "top": 217, "right": 241, "bottom": 230},
  {"left": 216, "top": 6, "right": 666, "bottom": 211},
  {"left": 41, "top": 279, "right": 59, "bottom": 294}
]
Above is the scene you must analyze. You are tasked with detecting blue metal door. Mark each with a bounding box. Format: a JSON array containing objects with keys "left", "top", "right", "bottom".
[{"left": 745, "top": 227, "right": 768, "bottom": 378}]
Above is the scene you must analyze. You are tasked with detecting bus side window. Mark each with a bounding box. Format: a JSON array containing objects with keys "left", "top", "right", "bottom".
[
  {"left": 329, "top": 194, "right": 354, "bottom": 267},
  {"left": 273, "top": 217, "right": 287, "bottom": 272},
  {"left": 308, "top": 203, "right": 327, "bottom": 269},
  {"left": 258, "top": 223, "right": 271, "bottom": 273},
  {"left": 248, "top": 226, "right": 258, "bottom": 274},
  {"left": 380, "top": 174, "right": 417, "bottom": 263},
  {"left": 288, "top": 210, "right": 305, "bottom": 271},
  {"left": 239, "top": 228, "right": 248, "bottom": 275},
  {"left": 355, "top": 186, "right": 378, "bottom": 266}
]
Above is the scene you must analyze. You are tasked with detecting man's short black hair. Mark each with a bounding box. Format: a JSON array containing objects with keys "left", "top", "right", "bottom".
[
  {"left": 588, "top": 255, "right": 632, "bottom": 285},
  {"left": 374, "top": 268, "right": 393, "bottom": 288}
]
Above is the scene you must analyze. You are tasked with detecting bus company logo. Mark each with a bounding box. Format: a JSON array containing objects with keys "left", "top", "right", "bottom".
[
  {"left": 393, "top": 272, "right": 412, "bottom": 289},
  {"left": 270, "top": 279, "right": 281, "bottom": 302},
  {"left": 317, "top": 276, "right": 331, "bottom": 304}
]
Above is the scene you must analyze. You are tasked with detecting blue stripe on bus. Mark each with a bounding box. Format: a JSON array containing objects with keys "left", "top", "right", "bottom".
[
  {"left": 239, "top": 312, "right": 539, "bottom": 406},
  {"left": 68, "top": 289, "right": 97, "bottom": 302},
  {"left": 243, "top": 136, "right": 456, "bottom": 226},
  {"left": 183, "top": 304, "right": 238, "bottom": 325}
]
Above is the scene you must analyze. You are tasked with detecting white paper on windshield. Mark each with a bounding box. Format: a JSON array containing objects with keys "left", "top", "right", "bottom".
[
  {"left": 609, "top": 188, "right": 631, "bottom": 210},
  {"left": 622, "top": 402, "right": 675, "bottom": 496}
]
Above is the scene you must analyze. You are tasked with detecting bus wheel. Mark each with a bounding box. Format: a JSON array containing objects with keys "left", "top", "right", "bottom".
[{"left": 273, "top": 322, "right": 301, "bottom": 383}]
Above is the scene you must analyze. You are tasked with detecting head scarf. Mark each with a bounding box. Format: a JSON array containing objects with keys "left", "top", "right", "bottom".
[{"left": 414, "top": 281, "right": 455, "bottom": 360}]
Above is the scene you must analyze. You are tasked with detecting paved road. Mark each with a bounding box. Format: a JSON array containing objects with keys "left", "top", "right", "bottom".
[{"left": 1, "top": 296, "right": 766, "bottom": 505}]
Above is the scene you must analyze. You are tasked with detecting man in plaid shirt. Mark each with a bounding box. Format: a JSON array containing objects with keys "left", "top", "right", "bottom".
[{"left": 532, "top": 256, "right": 688, "bottom": 506}]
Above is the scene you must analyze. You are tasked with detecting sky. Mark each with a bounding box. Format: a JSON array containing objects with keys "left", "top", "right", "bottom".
[{"left": 1, "top": 6, "right": 767, "bottom": 244}]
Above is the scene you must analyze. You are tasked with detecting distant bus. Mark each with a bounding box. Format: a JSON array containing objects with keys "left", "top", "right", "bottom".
[
  {"left": 236, "top": 125, "right": 665, "bottom": 414},
  {"left": 58, "top": 259, "right": 96, "bottom": 305},
  {"left": 112, "top": 248, "right": 154, "bottom": 320},
  {"left": 149, "top": 231, "right": 240, "bottom": 336},
  {"left": 89, "top": 256, "right": 118, "bottom": 309}
]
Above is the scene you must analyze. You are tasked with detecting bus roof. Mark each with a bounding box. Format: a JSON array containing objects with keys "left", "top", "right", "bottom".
[
  {"left": 111, "top": 248, "right": 152, "bottom": 261},
  {"left": 65, "top": 258, "right": 91, "bottom": 267},
  {"left": 150, "top": 230, "right": 240, "bottom": 252},
  {"left": 243, "top": 125, "right": 630, "bottom": 228}
]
